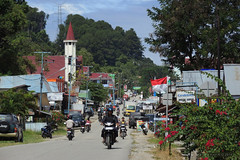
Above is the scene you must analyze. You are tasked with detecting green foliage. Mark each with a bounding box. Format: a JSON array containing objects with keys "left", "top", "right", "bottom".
[
  {"left": 146, "top": 0, "right": 240, "bottom": 71},
  {"left": 55, "top": 14, "right": 144, "bottom": 66},
  {"left": 80, "top": 81, "right": 108, "bottom": 105},
  {"left": 0, "top": 1, "right": 52, "bottom": 75},
  {"left": 0, "top": 89, "right": 38, "bottom": 117}
]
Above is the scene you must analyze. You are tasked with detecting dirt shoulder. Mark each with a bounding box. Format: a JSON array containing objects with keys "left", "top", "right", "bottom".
[
  {"left": 129, "top": 130, "right": 155, "bottom": 160},
  {"left": 129, "top": 130, "right": 184, "bottom": 160}
]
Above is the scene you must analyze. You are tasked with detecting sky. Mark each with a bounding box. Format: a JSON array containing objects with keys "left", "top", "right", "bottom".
[{"left": 27, "top": 0, "right": 163, "bottom": 66}]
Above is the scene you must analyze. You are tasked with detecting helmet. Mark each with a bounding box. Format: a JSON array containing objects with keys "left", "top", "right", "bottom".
[
  {"left": 107, "top": 107, "right": 113, "bottom": 112},
  {"left": 68, "top": 115, "right": 72, "bottom": 119}
]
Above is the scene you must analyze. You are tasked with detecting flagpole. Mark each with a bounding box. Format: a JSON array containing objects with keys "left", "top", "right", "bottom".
[{"left": 166, "top": 76, "right": 169, "bottom": 137}]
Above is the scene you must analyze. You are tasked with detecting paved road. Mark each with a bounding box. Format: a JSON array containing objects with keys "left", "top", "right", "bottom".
[{"left": 0, "top": 110, "right": 133, "bottom": 160}]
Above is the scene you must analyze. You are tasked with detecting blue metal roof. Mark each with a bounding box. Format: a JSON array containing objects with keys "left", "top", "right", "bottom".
[
  {"left": 0, "top": 74, "right": 52, "bottom": 93},
  {"left": 48, "top": 82, "right": 59, "bottom": 92}
]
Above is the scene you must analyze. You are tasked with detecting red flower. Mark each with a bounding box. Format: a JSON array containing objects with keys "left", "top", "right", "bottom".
[
  {"left": 165, "top": 134, "right": 172, "bottom": 140},
  {"left": 223, "top": 111, "right": 227, "bottom": 115},
  {"left": 159, "top": 140, "right": 164, "bottom": 145},
  {"left": 216, "top": 109, "right": 221, "bottom": 115},
  {"left": 238, "top": 141, "right": 240, "bottom": 146},
  {"left": 181, "top": 126, "right": 185, "bottom": 130},
  {"left": 171, "top": 131, "right": 179, "bottom": 136},
  {"left": 165, "top": 127, "right": 170, "bottom": 131},
  {"left": 185, "top": 120, "right": 188, "bottom": 123}
]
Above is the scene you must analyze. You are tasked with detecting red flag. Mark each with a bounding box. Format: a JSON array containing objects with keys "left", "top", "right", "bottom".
[{"left": 150, "top": 77, "right": 168, "bottom": 93}]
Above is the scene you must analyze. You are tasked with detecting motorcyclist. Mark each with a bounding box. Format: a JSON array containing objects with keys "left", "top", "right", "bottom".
[
  {"left": 86, "top": 117, "right": 91, "bottom": 127},
  {"left": 101, "top": 107, "right": 119, "bottom": 143},
  {"left": 65, "top": 115, "right": 75, "bottom": 135},
  {"left": 116, "top": 107, "right": 120, "bottom": 116},
  {"left": 120, "top": 117, "right": 127, "bottom": 135}
]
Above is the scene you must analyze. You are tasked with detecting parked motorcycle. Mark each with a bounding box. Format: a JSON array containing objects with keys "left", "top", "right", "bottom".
[
  {"left": 140, "top": 123, "right": 148, "bottom": 135},
  {"left": 120, "top": 124, "right": 127, "bottom": 139},
  {"left": 86, "top": 122, "right": 91, "bottom": 132},
  {"left": 41, "top": 124, "right": 54, "bottom": 139},
  {"left": 104, "top": 122, "right": 115, "bottom": 149},
  {"left": 67, "top": 128, "right": 74, "bottom": 141}
]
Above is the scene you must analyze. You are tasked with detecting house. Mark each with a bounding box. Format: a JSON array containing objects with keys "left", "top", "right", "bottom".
[{"left": 0, "top": 74, "right": 52, "bottom": 111}]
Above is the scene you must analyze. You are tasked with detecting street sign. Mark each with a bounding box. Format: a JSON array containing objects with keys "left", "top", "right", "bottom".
[
  {"left": 163, "top": 93, "right": 173, "bottom": 105},
  {"left": 154, "top": 118, "right": 170, "bottom": 121},
  {"left": 109, "top": 74, "right": 115, "bottom": 79},
  {"left": 133, "top": 86, "right": 141, "bottom": 90}
]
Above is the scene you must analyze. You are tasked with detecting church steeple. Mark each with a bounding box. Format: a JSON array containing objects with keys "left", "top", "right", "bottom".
[
  {"left": 66, "top": 22, "right": 75, "bottom": 40},
  {"left": 63, "top": 22, "right": 78, "bottom": 83}
]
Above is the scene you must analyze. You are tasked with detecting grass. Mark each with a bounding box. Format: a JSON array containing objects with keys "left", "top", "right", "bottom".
[
  {"left": 0, "top": 126, "right": 66, "bottom": 148},
  {"left": 147, "top": 136, "right": 183, "bottom": 160}
]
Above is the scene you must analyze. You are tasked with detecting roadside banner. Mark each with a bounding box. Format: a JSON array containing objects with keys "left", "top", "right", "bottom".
[{"left": 136, "top": 120, "right": 148, "bottom": 131}]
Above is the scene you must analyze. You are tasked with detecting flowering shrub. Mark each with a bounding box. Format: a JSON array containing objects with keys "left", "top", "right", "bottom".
[
  {"left": 165, "top": 72, "right": 240, "bottom": 159},
  {"left": 51, "top": 111, "right": 65, "bottom": 125}
]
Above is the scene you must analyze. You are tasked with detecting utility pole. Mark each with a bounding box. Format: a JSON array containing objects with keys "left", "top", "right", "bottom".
[
  {"left": 216, "top": 2, "right": 221, "bottom": 96},
  {"left": 34, "top": 52, "right": 51, "bottom": 112},
  {"left": 85, "top": 66, "right": 93, "bottom": 113},
  {"left": 109, "top": 74, "right": 116, "bottom": 105}
]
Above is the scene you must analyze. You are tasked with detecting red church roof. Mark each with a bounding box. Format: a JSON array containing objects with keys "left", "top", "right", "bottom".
[
  {"left": 66, "top": 22, "right": 75, "bottom": 40},
  {"left": 25, "top": 56, "right": 82, "bottom": 80}
]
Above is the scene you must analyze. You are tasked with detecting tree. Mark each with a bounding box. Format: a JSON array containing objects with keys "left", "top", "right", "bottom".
[
  {"left": 80, "top": 81, "right": 108, "bottom": 105},
  {"left": 146, "top": 0, "right": 240, "bottom": 71},
  {"left": 54, "top": 14, "right": 145, "bottom": 66},
  {"left": 0, "top": 89, "right": 38, "bottom": 117}
]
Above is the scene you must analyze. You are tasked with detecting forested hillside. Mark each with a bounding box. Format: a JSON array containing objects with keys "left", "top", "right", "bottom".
[{"left": 54, "top": 14, "right": 144, "bottom": 67}]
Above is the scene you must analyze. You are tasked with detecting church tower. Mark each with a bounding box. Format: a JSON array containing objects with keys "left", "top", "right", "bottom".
[{"left": 64, "top": 22, "right": 77, "bottom": 83}]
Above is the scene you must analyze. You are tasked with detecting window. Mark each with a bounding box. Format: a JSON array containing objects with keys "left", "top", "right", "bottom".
[
  {"left": 68, "top": 56, "right": 72, "bottom": 65},
  {"left": 68, "top": 73, "right": 72, "bottom": 81},
  {"left": 69, "top": 42, "right": 71, "bottom": 45}
]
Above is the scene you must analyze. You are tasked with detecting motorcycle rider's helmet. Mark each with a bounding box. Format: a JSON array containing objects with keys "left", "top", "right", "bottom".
[{"left": 107, "top": 107, "right": 113, "bottom": 113}]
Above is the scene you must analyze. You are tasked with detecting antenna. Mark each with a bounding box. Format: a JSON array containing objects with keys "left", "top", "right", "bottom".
[{"left": 58, "top": 4, "right": 63, "bottom": 33}]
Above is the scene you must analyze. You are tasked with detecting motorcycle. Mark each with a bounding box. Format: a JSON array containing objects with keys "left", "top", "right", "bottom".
[
  {"left": 98, "top": 113, "right": 102, "bottom": 122},
  {"left": 140, "top": 123, "right": 148, "bottom": 135},
  {"left": 67, "top": 128, "right": 74, "bottom": 141},
  {"left": 86, "top": 122, "right": 91, "bottom": 132},
  {"left": 80, "top": 119, "right": 86, "bottom": 133},
  {"left": 120, "top": 124, "right": 127, "bottom": 139},
  {"left": 116, "top": 111, "right": 120, "bottom": 116},
  {"left": 104, "top": 122, "right": 115, "bottom": 149},
  {"left": 41, "top": 124, "right": 53, "bottom": 139}
]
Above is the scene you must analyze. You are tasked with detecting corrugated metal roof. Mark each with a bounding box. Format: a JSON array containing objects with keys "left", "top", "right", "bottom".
[
  {"left": 182, "top": 70, "right": 224, "bottom": 90},
  {"left": 223, "top": 64, "right": 240, "bottom": 97},
  {"left": 48, "top": 82, "right": 59, "bottom": 92},
  {"left": 0, "top": 74, "right": 52, "bottom": 93}
]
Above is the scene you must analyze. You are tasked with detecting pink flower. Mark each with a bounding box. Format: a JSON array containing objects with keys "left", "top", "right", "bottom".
[
  {"left": 165, "top": 127, "right": 170, "bottom": 131},
  {"left": 159, "top": 140, "right": 164, "bottom": 145}
]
